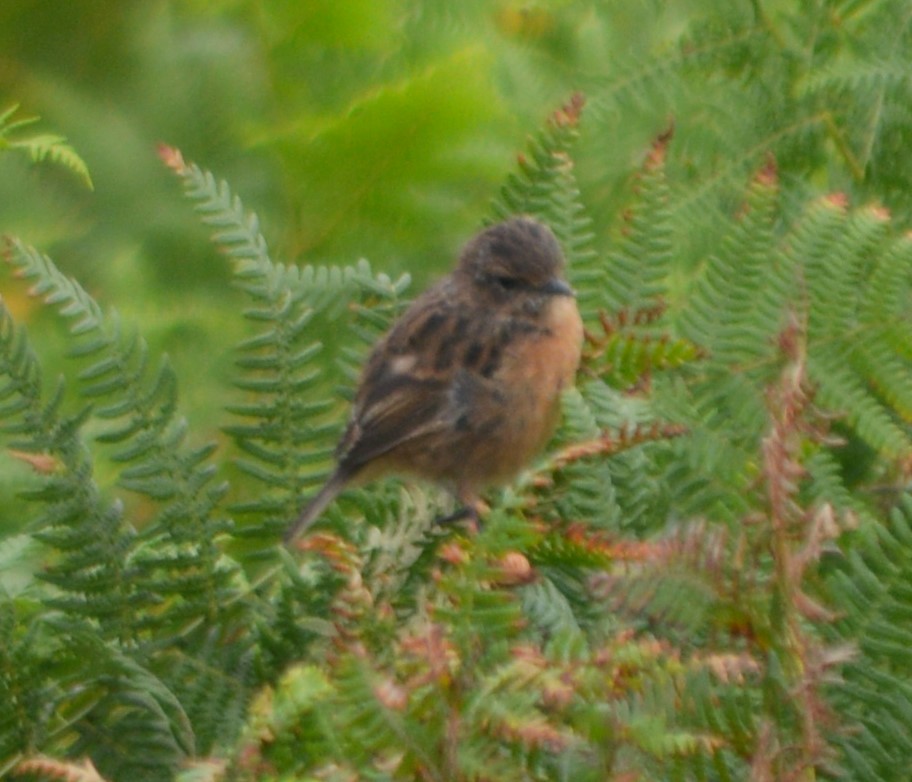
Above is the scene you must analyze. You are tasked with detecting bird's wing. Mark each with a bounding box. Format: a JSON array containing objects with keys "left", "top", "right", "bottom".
[
  {"left": 335, "top": 286, "right": 503, "bottom": 474},
  {"left": 335, "top": 372, "right": 452, "bottom": 472}
]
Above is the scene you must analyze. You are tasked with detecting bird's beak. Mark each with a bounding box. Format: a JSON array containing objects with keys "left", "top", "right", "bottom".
[{"left": 540, "top": 278, "right": 575, "bottom": 297}]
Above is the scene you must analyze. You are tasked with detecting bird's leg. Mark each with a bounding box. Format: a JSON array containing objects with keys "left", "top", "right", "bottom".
[
  {"left": 435, "top": 506, "right": 478, "bottom": 526},
  {"left": 434, "top": 490, "right": 487, "bottom": 530}
]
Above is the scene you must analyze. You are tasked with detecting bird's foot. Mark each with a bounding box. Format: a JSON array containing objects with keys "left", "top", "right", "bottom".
[{"left": 435, "top": 506, "right": 478, "bottom": 526}]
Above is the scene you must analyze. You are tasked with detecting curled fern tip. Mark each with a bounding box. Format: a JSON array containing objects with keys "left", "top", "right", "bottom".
[
  {"left": 647, "top": 120, "right": 675, "bottom": 166},
  {"left": 823, "top": 192, "right": 850, "bottom": 211},
  {"left": 757, "top": 152, "right": 778, "bottom": 186},
  {"left": 157, "top": 142, "right": 187, "bottom": 174},
  {"left": 550, "top": 92, "right": 586, "bottom": 128},
  {"left": 865, "top": 203, "right": 891, "bottom": 222}
]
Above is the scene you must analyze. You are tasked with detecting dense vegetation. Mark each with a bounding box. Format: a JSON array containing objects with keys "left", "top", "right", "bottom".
[{"left": 4, "top": 2, "right": 912, "bottom": 780}]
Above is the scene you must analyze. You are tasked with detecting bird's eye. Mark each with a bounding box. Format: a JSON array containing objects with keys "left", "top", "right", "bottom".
[{"left": 493, "top": 275, "right": 521, "bottom": 290}]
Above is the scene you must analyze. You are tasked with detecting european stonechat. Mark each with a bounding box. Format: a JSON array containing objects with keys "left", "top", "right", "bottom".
[{"left": 285, "top": 216, "right": 584, "bottom": 542}]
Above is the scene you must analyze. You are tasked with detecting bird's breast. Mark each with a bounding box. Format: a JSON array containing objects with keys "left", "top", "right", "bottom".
[
  {"left": 481, "top": 294, "right": 583, "bottom": 478},
  {"left": 501, "top": 294, "right": 583, "bottom": 400}
]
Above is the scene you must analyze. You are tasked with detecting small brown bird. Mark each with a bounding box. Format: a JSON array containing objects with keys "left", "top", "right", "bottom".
[{"left": 285, "top": 216, "right": 584, "bottom": 542}]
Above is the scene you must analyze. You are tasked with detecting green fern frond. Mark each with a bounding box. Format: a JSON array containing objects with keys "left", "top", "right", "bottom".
[
  {"left": 602, "top": 128, "right": 674, "bottom": 316},
  {"left": 854, "top": 231, "right": 912, "bottom": 422},
  {"left": 531, "top": 514, "right": 639, "bottom": 630},
  {"left": 361, "top": 484, "right": 451, "bottom": 611},
  {"left": 601, "top": 521, "right": 731, "bottom": 642},
  {"left": 862, "top": 232, "right": 912, "bottom": 357},
  {"left": 432, "top": 572, "right": 525, "bottom": 651},
  {"left": 851, "top": 337, "right": 912, "bottom": 423},
  {"left": 811, "top": 343, "right": 912, "bottom": 458},
  {"left": 589, "top": 309, "right": 703, "bottom": 389},
  {"left": 652, "top": 166, "right": 790, "bottom": 530},
  {"left": 0, "top": 104, "right": 35, "bottom": 135},
  {"left": 791, "top": 200, "right": 912, "bottom": 457},
  {"left": 520, "top": 577, "right": 584, "bottom": 639},
  {"left": 0, "top": 105, "right": 93, "bottom": 189},
  {"left": 547, "top": 382, "right": 683, "bottom": 534},
  {"left": 664, "top": 169, "right": 912, "bottom": 537},
  {"left": 151, "top": 627, "right": 256, "bottom": 756},
  {"left": 163, "top": 143, "right": 328, "bottom": 537},
  {"left": 681, "top": 161, "right": 786, "bottom": 366},
  {"left": 316, "top": 653, "right": 431, "bottom": 773},
  {"left": 488, "top": 93, "right": 599, "bottom": 321},
  {"left": 1, "top": 270, "right": 240, "bottom": 777},
  {"left": 551, "top": 457, "right": 623, "bottom": 529},
  {"left": 826, "top": 493, "right": 912, "bottom": 780},
  {"left": 805, "top": 203, "right": 891, "bottom": 336},
  {"left": 163, "top": 146, "right": 410, "bottom": 545},
  {"left": 0, "top": 292, "right": 139, "bottom": 641},
  {"left": 5, "top": 239, "right": 234, "bottom": 633},
  {"left": 0, "top": 600, "right": 56, "bottom": 773},
  {"left": 333, "top": 264, "right": 411, "bottom": 398},
  {"left": 804, "top": 447, "right": 878, "bottom": 528},
  {"left": 209, "top": 662, "right": 331, "bottom": 780},
  {"left": 57, "top": 632, "right": 195, "bottom": 782},
  {"left": 12, "top": 134, "right": 93, "bottom": 190},
  {"left": 0, "top": 300, "right": 41, "bottom": 428}
]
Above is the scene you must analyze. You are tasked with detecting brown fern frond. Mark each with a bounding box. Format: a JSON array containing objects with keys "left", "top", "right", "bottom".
[
  {"left": 15, "top": 757, "right": 107, "bottom": 782},
  {"left": 547, "top": 422, "right": 688, "bottom": 472}
]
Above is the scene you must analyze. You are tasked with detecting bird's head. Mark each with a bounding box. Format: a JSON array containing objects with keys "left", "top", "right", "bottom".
[{"left": 456, "top": 217, "right": 574, "bottom": 305}]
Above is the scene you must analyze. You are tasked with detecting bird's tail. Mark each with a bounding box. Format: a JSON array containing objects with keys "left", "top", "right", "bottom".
[{"left": 284, "top": 470, "right": 347, "bottom": 543}]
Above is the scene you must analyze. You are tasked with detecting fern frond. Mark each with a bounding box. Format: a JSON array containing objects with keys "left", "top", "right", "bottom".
[
  {"left": 805, "top": 202, "right": 891, "bottom": 337},
  {"left": 811, "top": 343, "right": 911, "bottom": 459},
  {"left": 488, "top": 93, "right": 599, "bottom": 321},
  {"left": 590, "top": 519, "right": 731, "bottom": 641},
  {"left": 162, "top": 145, "right": 327, "bottom": 541},
  {"left": 5, "top": 238, "right": 234, "bottom": 634},
  {"left": 0, "top": 600, "right": 57, "bottom": 774},
  {"left": 602, "top": 127, "right": 675, "bottom": 315},
  {"left": 681, "top": 160, "right": 786, "bottom": 366},
  {"left": 162, "top": 146, "right": 410, "bottom": 545},
  {"left": 361, "top": 484, "right": 452, "bottom": 613},
  {"left": 319, "top": 653, "right": 434, "bottom": 773},
  {"left": 151, "top": 626, "right": 256, "bottom": 756},
  {"left": 862, "top": 226, "right": 912, "bottom": 328},
  {"left": 0, "top": 291, "right": 139, "bottom": 642},
  {"left": 0, "top": 105, "right": 93, "bottom": 189},
  {"left": 12, "top": 134, "right": 94, "bottom": 190},
  {"left": 789, "top": 199, "right": 912, "bottom": 457},
  {"left": 211, "top": 662, "right": 332, "bottom": 779},
  {"left": 332, "top": 263, "right": 410, "bottom": 415},
  {"left": 15, "top": 755, "right": 108, "bottom": 782},
  {"left": 56, "top": 633, "right": 195, "bottom": 782},
  {"left": 853, "top": 230, "right": 912, "bottom": 425},
  {"left": 1, "top": 259, "right": 243, "bottom": 776},
  {"left": 804, "top": 447, "right": 877, "bottom": 528},
  {"left": 520, "top": 577, "right": 584, "bottom": 639},
  {"left": 826, "top": 493, "right": 912, "bottom": 780},
  {"left": 587, "top": 305, "right": 703, "bottom": 389},
  {"left": 664, "top": 169, "right": 912, "bottom": 539}
]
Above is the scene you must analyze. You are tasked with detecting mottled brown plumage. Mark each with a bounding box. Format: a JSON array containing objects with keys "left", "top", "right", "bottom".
[{"left": 285, "top": 217, "right": 583, "bottom": 542}]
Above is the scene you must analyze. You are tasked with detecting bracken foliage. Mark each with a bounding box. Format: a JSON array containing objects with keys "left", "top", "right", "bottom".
[{"left": 4, "top": 4, "right": 912, "bottom": 779}]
